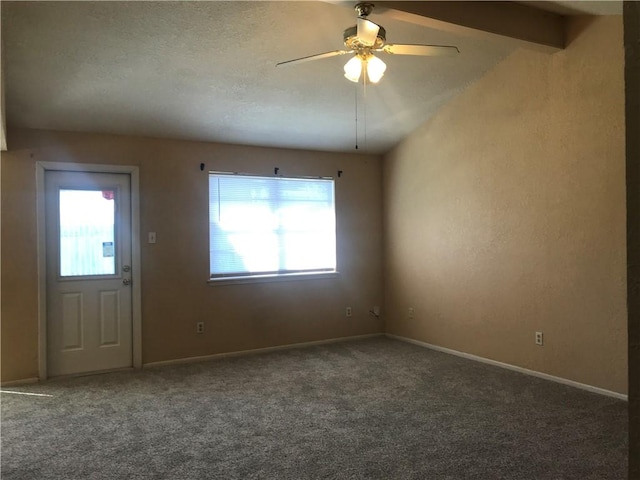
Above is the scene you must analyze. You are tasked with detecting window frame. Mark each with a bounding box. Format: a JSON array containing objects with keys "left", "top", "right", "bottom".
[{"left": 207, "top": 171, "right": 338, "bottom": 285}]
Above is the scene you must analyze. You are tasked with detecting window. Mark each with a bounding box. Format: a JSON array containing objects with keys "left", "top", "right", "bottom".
[
  {"left": 209, "top": 173, "right": 336, "bottom": 280},
  {"left": 59, "top": 189, "right": 116, "bottom": 277}
]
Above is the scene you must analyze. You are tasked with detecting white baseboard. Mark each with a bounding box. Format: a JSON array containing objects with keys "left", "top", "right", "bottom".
[
  {"left": 1, "top": 377, "right": 39, "bottom": 387},
  {"left": 386, "top": 334, "right": 628, "bottom": 401},
  {"left": 143, "top": 333, "right": 384, "bottom": 368}
]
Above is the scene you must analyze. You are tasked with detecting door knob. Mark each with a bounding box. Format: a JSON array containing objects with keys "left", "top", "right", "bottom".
[{"left": 123, "top": 278, "right": 131, "bottom": 286}]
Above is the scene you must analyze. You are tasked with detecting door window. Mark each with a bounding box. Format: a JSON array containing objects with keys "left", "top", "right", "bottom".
[{"left": 59, "top": 189, "right": 116, "bottom": 277}]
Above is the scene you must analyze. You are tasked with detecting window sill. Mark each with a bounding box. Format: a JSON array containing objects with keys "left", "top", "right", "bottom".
[{"left": 208, "top": 271, "right": 339, "bottom": 286}]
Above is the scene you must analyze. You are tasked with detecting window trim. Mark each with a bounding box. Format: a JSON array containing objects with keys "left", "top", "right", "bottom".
[
  {"left": 208, "top": 171, "right": 337, "bottom": 282},
  {"left": 207, "top": 270, "right": 339, "bottom": 286}
]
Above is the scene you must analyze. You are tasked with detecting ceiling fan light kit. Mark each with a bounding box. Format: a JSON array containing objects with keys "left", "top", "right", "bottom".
[
  {"left": 276, "top": 2, "right": 460, "bottom": 85},
  {"left": 343, "top": 54, "right": 387, "bottom": 84}
]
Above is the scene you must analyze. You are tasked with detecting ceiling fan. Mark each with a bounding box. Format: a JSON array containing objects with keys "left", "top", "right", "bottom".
[{"left": 276, "top": 2, "right": 460, "bottom": 84}]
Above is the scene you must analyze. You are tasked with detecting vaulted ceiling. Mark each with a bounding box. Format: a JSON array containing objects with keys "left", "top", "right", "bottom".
[{"left": 0, "top": 1, "right": 622, "bottom": 154}]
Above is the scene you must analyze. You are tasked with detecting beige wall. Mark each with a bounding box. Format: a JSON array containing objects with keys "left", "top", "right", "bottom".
[
  {"left": 383, "top": 16, "right": 627, "bottom": 394},
  {"left": 1, "top": 129, "right": 383, "bottom": 382}
]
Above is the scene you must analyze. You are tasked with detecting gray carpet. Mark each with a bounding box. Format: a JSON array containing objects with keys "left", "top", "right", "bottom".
[{"left": 0, "top": 337, "right": 627, "bottom": 479}]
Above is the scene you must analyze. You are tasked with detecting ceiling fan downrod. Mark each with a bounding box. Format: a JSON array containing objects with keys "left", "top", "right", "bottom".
[{"left": 354, "top": 2, "right": 375, "bottom": 18}]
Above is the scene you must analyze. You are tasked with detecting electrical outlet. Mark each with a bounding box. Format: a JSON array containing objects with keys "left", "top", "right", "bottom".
[
  {"left": 373, "top": 306, "right": 380, "bottom": 316},
  {"left": 196, "top": 322, "right": 205, "bottom": 334},
  {"left": 345, "top": 307, "right": 352, "bottom": 317},
  {"left": 535, "top": 331, "right": 543, "bottom": 346},
  {"left": 408, "top": 307, "right": 414, "bottom": 319}
]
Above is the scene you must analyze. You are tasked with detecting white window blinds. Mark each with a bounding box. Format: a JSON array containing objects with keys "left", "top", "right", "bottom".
[{"left": 209, "top": 173, "right": 336, "bottom": 278}]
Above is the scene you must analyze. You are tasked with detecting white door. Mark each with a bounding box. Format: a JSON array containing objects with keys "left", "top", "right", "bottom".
[{"left": 45, "top": 171, "right": 133, "bottom": 377}]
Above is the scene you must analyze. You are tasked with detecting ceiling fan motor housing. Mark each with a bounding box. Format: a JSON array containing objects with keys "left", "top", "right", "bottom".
[{"left": 343, "top": 25, "right": 386, "bottom": 51}]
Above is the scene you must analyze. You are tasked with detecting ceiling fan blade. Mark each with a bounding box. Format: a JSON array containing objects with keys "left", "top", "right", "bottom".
[
  {"left": 382, "top": 44, "right": 460, "bottom": 56},
  {"left": 276, "top": 50, "right": 350, "bottom": 67},
  {"left": 357, "top": 18, "right": 380, "bottom": 46}
]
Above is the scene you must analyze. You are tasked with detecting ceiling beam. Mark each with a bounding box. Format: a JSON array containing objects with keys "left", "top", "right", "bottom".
[{"left": 371, "top": 1, "right": 565, "bottom": 52}]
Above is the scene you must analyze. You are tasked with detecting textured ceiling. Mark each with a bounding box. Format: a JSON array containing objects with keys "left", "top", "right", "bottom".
[
  {"left": 520, "top": 1, "right": 622, "bottom": 15},
  {"left": 0, "top": 1, "right": 621, "bottom": 154}
]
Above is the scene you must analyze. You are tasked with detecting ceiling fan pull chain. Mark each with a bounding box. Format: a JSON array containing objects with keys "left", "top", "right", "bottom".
[
  {"left": 363, "top": 72, "right": 368, "bottom": 152},
  {"left": 355, "top": 82, "right": 359, "bottom": 150}
]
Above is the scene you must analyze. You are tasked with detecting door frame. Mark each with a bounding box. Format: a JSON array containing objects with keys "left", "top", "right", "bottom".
[{"left": 36, "top": 162, "right": 142, "bottom": 380}]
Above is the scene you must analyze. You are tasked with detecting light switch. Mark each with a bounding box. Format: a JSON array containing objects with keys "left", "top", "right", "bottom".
[{"left": 148, "top": 232, "right": 156, "bottom": 244}]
